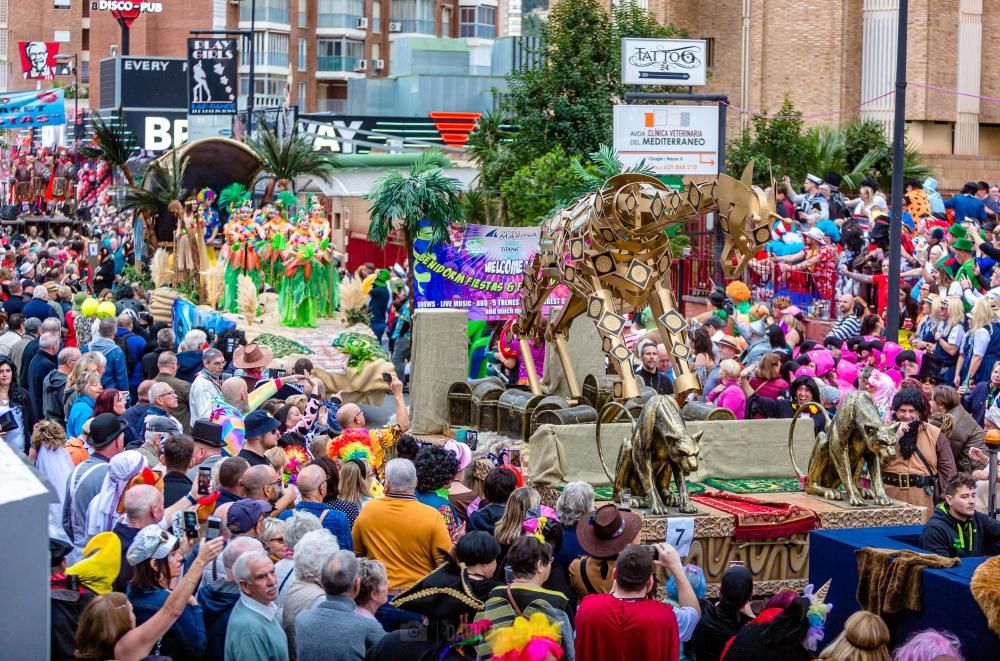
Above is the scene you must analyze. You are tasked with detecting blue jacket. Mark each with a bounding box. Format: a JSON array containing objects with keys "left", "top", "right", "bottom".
[
  {"left": 82, "top": 337, "right": 129, "bottom": 391},
  {"left": 128, "top": 586, "right": 206, "bottom": 661},
  {"left": 177, "top": 350, "right": 204, "bottom": 383},
  {"left": 198, "top": 579, "right": 241, "bottom": 661},
  {"left": 278, "top": 501, "right": 353, "bottom": 551},
  {"left": 22, "top": 298, "right": 56, "bottom": 322},
  {"left": 944, "top": 195, "right": 987, "bottom": 223},
  {"left": 66, "top": 395, "right": 95, "bottom": 438},
  {"left": 116, "top": 327, "right": 145, "bottom": 387}
]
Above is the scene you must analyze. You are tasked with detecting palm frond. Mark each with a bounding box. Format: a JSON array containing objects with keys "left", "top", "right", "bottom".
[
  {"left": 365, "top": 164, "right": 463, "bottom": 248},
  {"left": 840, "top": 147, "right": 884, "bottom": 191},
  {"left": 247, "top": 125, "right": 338, "bottom": 184},
  {"left": 78, "top": 110, "right": 138, "bottom": 167},
  {"left": 117, "top": 152, "right": 190, "bottom": 215},
  {"left": 219, "top": 183, "right": 250, "bottom": 210}
]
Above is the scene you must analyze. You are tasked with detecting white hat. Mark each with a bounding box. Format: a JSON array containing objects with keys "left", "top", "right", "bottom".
[
  {"left": 805, "top": 227, "right": 827, "bottom": 243},
  {"left": 806, "top": 174, "right": 823, "bottom": 185}
]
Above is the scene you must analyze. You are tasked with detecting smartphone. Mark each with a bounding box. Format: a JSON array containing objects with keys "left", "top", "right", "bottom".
[
  {"left": 504, "top": 565, "right": 513, "bottom": 585},
  {"left": 183, "top": 510, "right": 199, "bottom": 539},
  {"left": 65, "top": 574, "right": 79, "bottom": 592},
  {"left": 640, "top": 544, "right": 660, "bottom": 560},
  {"left": 205, "top": 516, "right": 223, "bottom": 541},
  {"left": 170, "top": 511, "right": 184, "bottom": 540},
  {"left": 382, "top": 372, "right": 393, "bottom": 384},
  {"left": 510, "top": 447, "right": 522, "bottom": 468},
  {"left": 466, "top": 430, "right": 479, "bottom": 451},
  {"left": 197, "top": 465, "right": 212, "bottom": 496}
]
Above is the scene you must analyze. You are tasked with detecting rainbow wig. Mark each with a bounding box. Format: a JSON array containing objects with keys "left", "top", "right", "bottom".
[
  {"left": 892, "top": 629, "right": 964, "bottom": 661},
  {"left": 283, "top": 445, "right": 310, "bottom": 485},
  {"left": 328, "top": 428, "right": 376, "bottom": 466},
  {"left": 197, "top": 187, "right": 217, "bottom": 204},
  {"left": 486, "top": 612, "right": 563, "bottom": 661}
]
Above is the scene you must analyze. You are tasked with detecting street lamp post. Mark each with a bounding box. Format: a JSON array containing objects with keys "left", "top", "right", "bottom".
[
  {"left": 243, "top": 0, "right": 257, "bottom": 131},
  {"left": 885, "top": 0, "right": 909, "bottom": 342}
]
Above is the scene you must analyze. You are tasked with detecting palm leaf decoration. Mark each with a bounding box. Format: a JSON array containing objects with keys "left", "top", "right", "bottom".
[
  {"left": 554, "top": 144, "right": 655, "bottom": 210},
  {"left": 365, "top": 149, "right": 465, "bottom": 311},
  {"left": 78, "top": 109, "right": 140, "bottom": 186},
  {"left": 246, "top": 124, "right": 338, "bottom": 201},
  {"left": 117, "top": 150, "right": 190, "bottom": 216},
  {"left": 219, "top": 183, "right": 251, "bottom": 211}
]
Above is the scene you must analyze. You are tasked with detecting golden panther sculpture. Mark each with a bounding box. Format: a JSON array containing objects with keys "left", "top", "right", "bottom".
[{"left": 513, "top": 162, "right": 774, "bottom": 403}]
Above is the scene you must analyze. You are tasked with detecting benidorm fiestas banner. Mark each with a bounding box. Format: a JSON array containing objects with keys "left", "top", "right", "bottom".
[
  {"left": 412, "top": 222, "right": 567, "bottom": 321},
  {"left": 0, "top": 89, "right": 66, "bottom": 127}
]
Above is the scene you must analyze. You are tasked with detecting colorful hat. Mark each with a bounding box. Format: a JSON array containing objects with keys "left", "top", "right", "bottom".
[{"left": 953, "top": 237, "right": 975, "bottom": 252}]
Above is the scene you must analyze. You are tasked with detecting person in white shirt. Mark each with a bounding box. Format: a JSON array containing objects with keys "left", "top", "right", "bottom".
[{"left": 189, "top": 348, "right": 225, "bottom": 425}]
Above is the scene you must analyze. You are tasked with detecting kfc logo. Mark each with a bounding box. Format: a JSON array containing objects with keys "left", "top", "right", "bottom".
[{"left": 18, "top": 42, "right": 60, "bottom": 80}]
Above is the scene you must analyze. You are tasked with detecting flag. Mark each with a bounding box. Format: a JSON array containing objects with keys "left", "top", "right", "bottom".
[{"left": 18, "top": 41, "right": 60, "bottom": 80}]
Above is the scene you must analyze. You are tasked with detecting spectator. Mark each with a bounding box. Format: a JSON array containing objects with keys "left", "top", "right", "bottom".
[
  {"left": 468, "top": 467, "right": 518, "bottom": 535},
  {"left": 154, "top": 351, "right": 192, "bottom": 432},
  {"left": 353, "top": 558, "right": 389, "bottom": 621},
  {"left": 576, "top": 543, "right": 700, "bottom": 660},
  {"left": 0, "top": 312, "right": 24, "bottom": 356},
  {"left": 692, "top": 565, "right": 754, "bottom": 661},
  {"left": 282, "top": 529, "right": 341, "bottom": 657},
  {"left": 414, "top": 444, "right": 463, "bottom": 540},
  {"left": 494, "top": 486, "right": 542, "bottom": 572},
  {"left": 955, "top": 297, "right": 1000, "bottom": 389},
  {"left": 74, "top": 538, "right": 222, "bottom": 661},
  {"left": 930, "top": 385, "right": 986, "bottom": 472},
  {"left": 295, "top": 549, "right": 386, "bottom": 661},
  {"left": 29, "top": 420, "right": 74, "bottom": 526},
  {"left": 891, "top": 629, "right": 964, "bottom": 660},
  {"left": 2, "top": 285, "right": 25, "bottom": 317},
  {"left": 635, "top": 339, "right": 674, "bottom": 394},
  {"left": 49, "top": 537, "right": 94, "bottom": 661},
  {"left": 216, "top": 456, "right": 250, "bottom": 505},
  {"left": 122, "top": 379, "right": 154, "bottom": 439},
  {"left": 278, "top": 464, "right": 352, "bottom": 550},
  {"left": 142, "top": 326, "right": 175, "bottom": 381},
  {"left": 43, "top": 347, "right": 79, "bottom": 423},
  {"left": 327, "top": 458, "right": 366, "bottom": 524},
  {"left": 160, "top": 434, "right": 195, "bottom": 507},
  {"left": 225, "top": 550, "right": 288, "bottom": 661},
  {"left": 554, "top": 481, "right": 594, "bottom": 571},
  {"left": 352, "top": 458, "right": 451, "bottom": 591},
  {"left": 138, "top": 382, "right": 183, "bottom": 438},
  {"left": 275, "top": 511, "right": 323, "bottom": 605},
  {"left": 239, "top": 410, "right": 282, "bottom": 467},
  {"left": 125, "top": 525, "right": 207, "bottom": 660},
  {"left": 244, "top": 464, "right": 297, "bottom": 516},
  {"left": 818, "top": 610, "right": 890, "bottom": 660},
  {"left": 26, "top": 331, "right": 58, "bottom": 426},
  {"left": 62, "top": 389, "right": 114, "bottom": 545},
  {"left": 83, "top": 317, "right": 128, "bottom": 391},
  {"left": 442, "top": 439, "right": 476, "bottom": 522},
  {"left": 473, "top": 535, "right": 574, "bottom": 659},
  {"left": 190, "top": 347, "right": 225, "bottom": 424},
  {"left": 261, "top": 518, "right": 288, "bottom": 564},
  {"left": 111, "top": 484, "right": 163, "bottom": 592},
  {"left": 707, "top": 358, "right": 747, "bottom": 419},
  {"left": 332, "top": 372, "right": 409, "bottom": 458},
  {"left": 827, "top": 295, "right": 865, "bottom": 342},
  {"left": 115, "top": 313, "right": 144, "bottom": 396},
  {"left": 135, "top": 416, "right": 180, "bottom": 469},
  {"left": 198, "top": 536, "right": 264, "bottom": 661},
  {"left": 17, "top": 317, "right": 59, "bottom": 394},
  {"left": 368, "top": 269, "right": 391, "bottom": 342},
  {"left": 176, "top": 329, "right": 208, "bottom": 383},
  {"left": 0, "top": 356, "right": 30, "bottom": 453},
  {"left": 702, "top": 334, "right": 740, "bottom": 395},
  {"left": 944, "top": 181, "right": 988, "bottom": 223},
  {"left": 11, "top": 316, "right": 40, "bottom": 375},
  {"left": 724, "top": 597, "right": 817, "bottom": 660},
  {"left": 22, "top": 285, "right": 56, "bottom": 321},
  {"left": 186, "top": 420, "right": 226, "bottom": 480},
  {"left": 568, "top": 503, "right": 642, "bottom": 600},
  {"left": 920, "top": 473, "right": 1000, "bottom": 557}
]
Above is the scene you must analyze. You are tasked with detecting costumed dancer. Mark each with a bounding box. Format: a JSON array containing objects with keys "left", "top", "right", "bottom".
[
  {"left": 171, "top": 200, "right": 196, "bottom": 288},
  {"left": 11, "top": 151, "right": 32, "bottom": 213},
  {"left": 306, "top": 194, "right": 339, "bottom": 317},
  {"left": 277, "top": 214, "right": 331, "bottom": 328},
  {"left": 31, "top": 147, "right": 52, "bottom": 215},
  {"left": 193, "top": 188, "right": 216, "bottom": 273},
  {"left": 220, "top": 205, "right": 263, "bottom": 313},
  {"left": 48, "top": 146, "right": 75, "bottom": 217},
  {"left": 258, "top": 204, "right": 289, "bottom": 290}
]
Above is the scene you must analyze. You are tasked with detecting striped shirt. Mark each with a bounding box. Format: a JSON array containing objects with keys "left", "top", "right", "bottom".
[{"left": 828, "top": 314, "right": 862, "bottom": 341}]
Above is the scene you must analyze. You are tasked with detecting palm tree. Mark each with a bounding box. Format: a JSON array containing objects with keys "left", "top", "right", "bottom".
[
  {"left": 116, "top": 150, "right": 190, "bottom": 251},
  {"left": 466, "top": 109, "right": 512, "bottom": 224},
  {"left": 365, "top": 150, "right": 465, "bottom": 311},
  {"left": 246, "top": 124, "right": 339, "bottom": 202},
  {"left": 78, "top": 110, "right": 139, "bottom": 187}
]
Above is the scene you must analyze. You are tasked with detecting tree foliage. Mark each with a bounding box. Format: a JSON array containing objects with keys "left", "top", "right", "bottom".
[
  {"left": 500, "top": 146, "right": 579, "bottom": 226},
  {"left": 79, "top": 110, "right": 140, "bottom": 186},
  {"left": 726, "top": 96, "right": 811, "bottom": 186},
  {"left": 247, "top": 124, "right": 338, "bottom": 200}
]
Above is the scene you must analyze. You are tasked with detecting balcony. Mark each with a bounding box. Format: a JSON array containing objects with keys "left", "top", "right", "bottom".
[
  {"left": 316, "top": 55, "right": 366, "bottom": 80},
  {"left": 240, "top": 2, "right": 290, "bottom": 28},
  {"left": 390, "top": 19, "right": 436, "bottom": 34},
  {"left": 315, "top": 14, "right": 366, "bottom": 39},
  {"left": 316, "top": 98, "right": 348, "bottom": 113},
  {"left": 459, "top": 24, "right": 496, "bottom": 39}
]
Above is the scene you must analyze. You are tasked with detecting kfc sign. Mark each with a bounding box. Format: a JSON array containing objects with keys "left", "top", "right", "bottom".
[{"left": 91, "top": 2, "right": 165, "bottom": 29}]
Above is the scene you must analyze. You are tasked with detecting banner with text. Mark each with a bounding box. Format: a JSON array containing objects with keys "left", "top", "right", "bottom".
[
  {"left": 187, "top": 38, "right": 237, "bottom": 115},
  {"left": 613, "top": 104, "right": 719, "bottom": 175},
  {"left": 412, "top": 222, "right": 567, "bottom": 321},
  {"left": 0, "top": 89, "right": 66, "bottom": 128}
]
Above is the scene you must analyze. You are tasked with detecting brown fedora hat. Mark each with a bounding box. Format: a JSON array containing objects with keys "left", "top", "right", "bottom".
[
  {"left": 576, "top": 503, "right": 643, "bottom": 559},
  {"left": 233, "top": 343, "right": 273, "bottom": 369}
]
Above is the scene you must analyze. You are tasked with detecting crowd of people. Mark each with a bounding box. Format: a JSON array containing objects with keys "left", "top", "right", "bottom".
[{"left": 6, "top": 175, "right": 997, "bottom": 661}]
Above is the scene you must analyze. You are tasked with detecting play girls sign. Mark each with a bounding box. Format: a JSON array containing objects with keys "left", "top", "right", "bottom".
[{"left": 91, "top": 2, "right": 165, "bottom": 28}]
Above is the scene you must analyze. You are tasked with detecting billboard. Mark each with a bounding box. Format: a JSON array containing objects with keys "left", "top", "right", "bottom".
[
  {"left": 412, "top": 221, "right": 567, "bottom": 321},
  {"left": 621, "top": 38, "right": 708, "bottom": 86},
  {"left": 297, "top": 112, "right": 481, "bottom": 153},
  {"left": 187, "top": 38, "right": 238, "bottom": 116},
  {"left": 17, "top": 41, "right": 60, "bottom": 80},
  {"left": 613, "top": 104, "right": 719, "bottom": 175},
  {"left": 0, "top": 89, "right": 66, "bottom": 128}
]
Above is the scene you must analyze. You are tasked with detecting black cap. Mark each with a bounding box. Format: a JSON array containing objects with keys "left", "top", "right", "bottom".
[
  {"left": 191, "top": 420, "right": 224, "bottom": 448},
  {"left": 823, "top": 335, "right": 844, "bottom": 349},
  {"left": 50, "top": 538, "right": 72, "bottom": 567},
  {"left": 89, "top": 412, "right": 127, "bottom": 449},
  {"left": 895, "top": 350, "right": 918, "bottom": 366}
]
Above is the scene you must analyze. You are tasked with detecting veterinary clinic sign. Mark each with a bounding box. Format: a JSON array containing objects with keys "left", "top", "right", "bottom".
[
  {"left": 613, "top": 104, "right": 719, "bottom": 176},
  {"left": 621, "top": 38, "right": 708, "bottom": 86}
]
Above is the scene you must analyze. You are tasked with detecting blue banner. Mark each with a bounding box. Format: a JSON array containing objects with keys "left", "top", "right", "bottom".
[
  {"left": 172, "top": 297, "right": 236, "bottom": 343},
  {"left": 0, "top": 89, "right": 66, "bottom": 127}
]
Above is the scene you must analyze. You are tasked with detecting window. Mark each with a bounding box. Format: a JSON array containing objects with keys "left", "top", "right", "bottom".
[
  {"left": 316, "top": 0, "right": 364, "bottom": 29},
  {"left": 240, "top": 73, "right": 288, "bottom": 96},
  {"left": 441, "top": 6, "right": 451, "bottom": 37},
  {"left": 333, "top": 212, "right": 342, "bottom": 230},
  {"left": 391, "top": 0, "right": 435, "bottom": 34},
  {"left": 316, "top": 38, "right": 364, "bottom": 71},
  {"left": 249, "top": 31, "right": 290, "bottom": 67},
  {"left": 241, "top": 0, "right": 289, "bottom": 25},
  {"left": 82, "top": 28, "right": 89, "bottom": 50},
  {"left": 54, "top": 0, "right": 71, "bottom": 8},
  {"left": 298, "top": 81, "right": 306, "bottom": 108},
  {"left": 704, "top": 37, "right": 715, "bottom": 68},
  {"left": 298, "top": 38, "right": 307, "bottom": 70},
  {"left": 53, "top": 30, "right": 71, "bottom": 43},
  {"left": 298, "top": 0, "right": 307, "bottom": 27},
  {"left": 371, "top": 43, "right": 380, "bottom": 63},
  {"left": 372, "top": 1, "right": 381, "bottom": 33},
  {"left": 81, "top": 59, "right": 89, "bottom": 84},
  {"left": 459, "top": 5, "right": 495, "bottom": 39}
]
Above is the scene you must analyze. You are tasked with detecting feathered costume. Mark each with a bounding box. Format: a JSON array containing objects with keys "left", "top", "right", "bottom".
[
  {"left": 221, "top": 204, "right": 264, "bottom": 313},
  {"left": 276, "top": 196, "right": 338, "bottom": 327}
]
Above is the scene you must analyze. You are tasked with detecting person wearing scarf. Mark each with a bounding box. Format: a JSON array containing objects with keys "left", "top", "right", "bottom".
[
  {"left": 189, "top": 349, "right": 225, "bottom": 425},
  {"left": 85, "top": 451, "right": 148, "bottom": 539}
]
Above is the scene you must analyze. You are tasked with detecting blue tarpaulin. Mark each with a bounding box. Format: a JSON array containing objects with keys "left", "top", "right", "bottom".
[{"left": 172, "top": 297, "right": 236, "bottom": 342}]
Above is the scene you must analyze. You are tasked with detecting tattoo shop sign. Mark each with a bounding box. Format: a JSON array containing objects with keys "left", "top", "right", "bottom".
[
  {"left": 621, "top": 38, "right": 708, "bottom": 86},
  {"left": 187, "top": 39, "right": 238, "bottom": 115}
]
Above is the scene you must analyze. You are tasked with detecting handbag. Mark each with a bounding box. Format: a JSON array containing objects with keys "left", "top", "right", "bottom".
[{"left": 0, "top": 410, "right": 18, "bottom": 433}]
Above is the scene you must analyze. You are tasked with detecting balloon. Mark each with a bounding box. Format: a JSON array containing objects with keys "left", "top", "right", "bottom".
[
  {"left": 97, "top": 301, "right": 116, "bottom": 319},
  {"left": 81, "top": 298, "right": 99, "bottom": 318}
]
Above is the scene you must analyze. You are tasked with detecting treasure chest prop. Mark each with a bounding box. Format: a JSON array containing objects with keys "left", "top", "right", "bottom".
[
  {"left": 51, "top": 177, "right": 69, "bottom": 198},
  {"left": 448, "top": 376, "right": 505, "bottom": 428},
  {"left": 529, "top": 396, "right": 572, "bottom": 440},
  {"left": 581, "top": 374, "right": 623, "bottom": 411},
  {"left": 471, "top": 380, "right": 506, "bottom": 432},
  {"left": 534, "top": 404, "right": 598, "bottom": 428},
  {"left": 682, "top": 401, "right": 736, "bottom": 422},
  {"left": 497, "top": 391, "right": 571, "bottom": 443}
]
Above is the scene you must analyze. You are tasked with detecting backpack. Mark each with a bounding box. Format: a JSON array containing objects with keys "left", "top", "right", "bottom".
[
  {"left": 828, "top": 190, "right": 849, "bottom": 220},
  {"left": 114, "top": 332, "right": 138, "bottom": 373}
]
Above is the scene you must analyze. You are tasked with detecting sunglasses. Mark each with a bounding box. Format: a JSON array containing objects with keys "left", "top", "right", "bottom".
[{"left": 920, "top": 377, "right": 938, "bottom": 385}]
